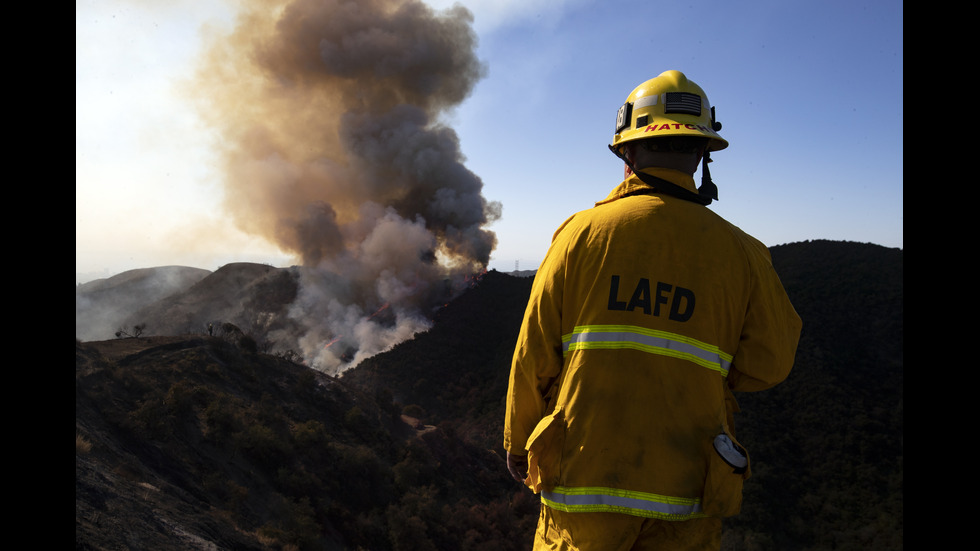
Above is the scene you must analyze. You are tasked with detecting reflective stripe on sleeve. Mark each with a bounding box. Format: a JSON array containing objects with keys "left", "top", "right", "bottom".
[
  {"left": 541, "top": 485, "right": 706, "bottom": 520},
  {"left": 561, "top": 324, "right": 733, "bottom": 376}
]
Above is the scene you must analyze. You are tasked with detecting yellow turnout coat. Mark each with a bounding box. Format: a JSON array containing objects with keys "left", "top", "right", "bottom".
[{"left": 504, "top": 167, "right": 801, "bottom": 520}]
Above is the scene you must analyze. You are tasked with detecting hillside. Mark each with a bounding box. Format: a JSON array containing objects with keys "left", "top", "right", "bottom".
[
  {"left": 76, "top": 335, "right": 538, "bottom": 551},
  {"left": 341, "top": 269, "right": 533, "bottom": 451},
  {"left": 76, "top": 263, "right": 300, "bottom": 345},
  {"left": 76, "top": 266, "right": 212, "bottom": 342},
  {"left": 76, "top": 240, "right": 902, "bottom": 550},
  {"left": 726, "top": 241, "right": 903, "bottom": 549}
]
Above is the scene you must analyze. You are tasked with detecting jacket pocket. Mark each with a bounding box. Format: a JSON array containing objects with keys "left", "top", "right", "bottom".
[
  {"left": 524, "top": 407, "right": 564, "bottom": 494},
  {"left": 701, "top": 429, "right": 751, "bottom": 517}
]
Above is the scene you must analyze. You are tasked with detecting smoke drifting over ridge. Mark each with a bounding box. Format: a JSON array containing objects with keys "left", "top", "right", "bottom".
[{"left": 190, "top": 0, "right": 500, "bottom": 373}]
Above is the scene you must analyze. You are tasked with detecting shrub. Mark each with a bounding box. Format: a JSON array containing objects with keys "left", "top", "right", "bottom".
[{"left": 76, "top": 433, "right": 92, "bottom": 454}]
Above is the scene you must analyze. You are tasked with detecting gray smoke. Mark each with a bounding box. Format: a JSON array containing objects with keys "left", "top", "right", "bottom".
[{"left": 190, "top": 0, "right": 500, "bottom": 373}]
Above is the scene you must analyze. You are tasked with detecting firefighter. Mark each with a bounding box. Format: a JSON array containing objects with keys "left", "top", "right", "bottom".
[{"left": 503, "top": 70, "right": 802, "bottom": 550}]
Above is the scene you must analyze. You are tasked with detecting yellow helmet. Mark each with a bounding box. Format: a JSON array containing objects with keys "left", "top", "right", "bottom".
[{"left": 611, "top": 70, "right": 728, "bottom": 153}]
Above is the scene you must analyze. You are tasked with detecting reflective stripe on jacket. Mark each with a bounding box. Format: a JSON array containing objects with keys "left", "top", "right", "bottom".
[
  {"left": 542, "top": 485, "right": 704, "bottom": 520},
  {"left": 504, "top": 167, "right": 801, "bottom": 519},
  {"left": 564, "top": 325, "right": 733, "bottom": 376}
]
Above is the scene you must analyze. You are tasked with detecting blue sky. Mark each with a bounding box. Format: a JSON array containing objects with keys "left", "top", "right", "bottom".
[{"left": 76, "top": 0, "right": 903, "bottom": 283}]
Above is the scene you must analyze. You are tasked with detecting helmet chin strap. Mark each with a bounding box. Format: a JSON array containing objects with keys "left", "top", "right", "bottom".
[
  {"left": 608, "top": 144, "right": 718, "bottom": 206},
  {"left": 699, "top": 151, "right": 719, "bottom": 203}
]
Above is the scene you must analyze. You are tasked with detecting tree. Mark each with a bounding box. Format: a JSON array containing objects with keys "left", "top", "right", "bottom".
[{"left": 115, "top": 323, "right": 147, "bottom": 338}]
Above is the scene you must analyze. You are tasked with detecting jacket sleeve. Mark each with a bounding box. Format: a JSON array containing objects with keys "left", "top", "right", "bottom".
[
  {"left": 727, "top": 236, "right": 802, "bottom": 393},
  {"left": 503, "top": 227, "right": 569, "bottom": 455}
]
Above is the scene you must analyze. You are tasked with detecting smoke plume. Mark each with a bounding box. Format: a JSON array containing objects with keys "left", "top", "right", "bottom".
[{"left": 190, "top": 0, "right": 500, "bottom": 374}]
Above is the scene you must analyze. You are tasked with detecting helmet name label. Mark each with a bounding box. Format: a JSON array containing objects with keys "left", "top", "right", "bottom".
[
  {"left": 607, "top": 275, "right": 695, "bottom": 322},
  {"left": 644, "top": 123, "right": 719, "bottom": 136}
]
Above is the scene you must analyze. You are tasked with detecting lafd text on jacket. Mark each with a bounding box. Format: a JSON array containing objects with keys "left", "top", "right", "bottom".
[{"left": 607, "top": 275, "right": 695, "bottom": 322}]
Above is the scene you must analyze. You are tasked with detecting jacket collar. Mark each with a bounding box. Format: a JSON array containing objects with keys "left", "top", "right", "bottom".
[{"left": 595, "top": 167, "right": 698, "bottom": 206}]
